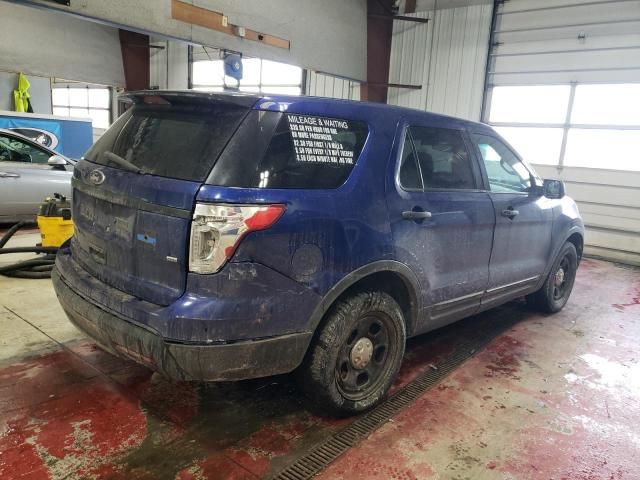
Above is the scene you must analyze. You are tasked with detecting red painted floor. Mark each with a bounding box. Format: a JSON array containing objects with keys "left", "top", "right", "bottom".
[{"left": 1, "top": 258, "right": 639, "bottom": 479}]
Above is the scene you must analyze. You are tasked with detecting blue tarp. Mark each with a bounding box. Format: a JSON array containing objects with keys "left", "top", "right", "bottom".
[{"left": 0, "top": 113, "right": 93, "bottom": 159}]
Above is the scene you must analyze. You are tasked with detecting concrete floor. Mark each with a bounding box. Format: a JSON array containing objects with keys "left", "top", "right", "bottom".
[{"left": 1, "top": 232, "right": 639, "bottom": 479}]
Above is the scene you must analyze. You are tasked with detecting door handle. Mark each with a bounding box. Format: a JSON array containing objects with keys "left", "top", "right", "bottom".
[
  {"left": 501, "top": 208, "right": 519, "bottom": 219},
  {"left": 402, "top": 210, "right": 432, "bottom": 221},
  {"left": 0, "top": 172, "right": 20, "bottom": 178}
]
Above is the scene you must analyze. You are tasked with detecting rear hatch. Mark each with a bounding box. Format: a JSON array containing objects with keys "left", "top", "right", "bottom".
[{"left": 70, "top": 92, "right": 255, "bottom": 305}]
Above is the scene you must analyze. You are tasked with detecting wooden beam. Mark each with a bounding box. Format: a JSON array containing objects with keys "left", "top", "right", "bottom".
[
  {"left": 171, "top": 0, "right": 290, "bottom": 50},
  {"left": 119, "top": 30, "right": 150, "bottom": 91}
]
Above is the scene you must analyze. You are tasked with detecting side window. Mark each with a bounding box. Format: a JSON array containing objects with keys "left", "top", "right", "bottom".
[
  {"left": 0, "top": 134, "right": 50, "bottom": 164},
  {"left": 472, "top": 134, "right": 531, "bottom": 193},
  {"left": 398, "top": 131, "right": 423, "bottom": 190},
  {"left": 408, "top": 126, "right": 476, "bottom": 190},
  {"left": 209, "top": 112, "right": 368, "bottom": 189}
]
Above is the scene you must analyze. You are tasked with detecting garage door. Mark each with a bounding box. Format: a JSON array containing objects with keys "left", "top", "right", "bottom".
[{"left": 484, "top": 0, "right": 640, "bottom": 265}]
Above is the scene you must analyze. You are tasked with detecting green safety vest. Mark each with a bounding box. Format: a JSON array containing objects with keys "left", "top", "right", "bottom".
[{"left": 13, "top": 73, "right": 31, "bottom": 113}]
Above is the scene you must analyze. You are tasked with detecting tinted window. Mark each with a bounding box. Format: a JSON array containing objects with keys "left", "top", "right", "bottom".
[
  {"left": 402, "top": 126, "right": 476, "bottom": 190},
  {"left": 398, "top": 132, "right": 422, "bottom": 190},
  {"left": 84, "top": 102, "right": 248, "bottom": 181},
  {"left": 472, "top": 133, "right": 531, "bottom": 193},
  {"left": 0, "top": 134, "right": 50, "bottom": 164},
  {"left": 209, "top": 111, "right": 368, "bottom": 189}
]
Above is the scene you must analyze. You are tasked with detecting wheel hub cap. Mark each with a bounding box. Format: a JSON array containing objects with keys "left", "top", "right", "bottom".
[
  {"left": 350, "top": 337, "right": 374, "bottom": 369},
  {"left": 555, "top": 267, "right": 565, "bottom": 286}
]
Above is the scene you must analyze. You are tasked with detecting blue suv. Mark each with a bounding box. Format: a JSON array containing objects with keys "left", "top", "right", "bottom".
[{"left": 53, "top": 91, "right": 584, "bottom": 414}]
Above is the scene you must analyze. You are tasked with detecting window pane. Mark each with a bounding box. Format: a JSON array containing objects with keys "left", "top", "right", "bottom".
[
  {"left": 494, "top": 126, "right": 564, "bottom": 166},
  {"left": 564, "top": 128, "right": 640, "bottom": 171},
  {"left": 209, "top": 112, "right": 368, "bottom": 189},
  {"left": 53, "top": 107, "right": 69, "bottom": 117},
  {"left": 261, "top": 60, "right": 302, "bottom": 86},
  {"left": 89, "top": 109, "right": 110, "bottom": 129},
  {"left": 240, "top": 58, "right": 262, "bottom": 85},
  {"left": 0, "top": 135, "right": 49, "bottom": 164},
  {"left": 69, "top": 107, "right": 89, "bottom": 118},
  {"left": 52, "top": 88, "right": 68, "bottom": 106},
  {"left": 85, "top": 103, "right": 249, "bottom": 182},
  {"left": 261, "top": 86, "right": 301, "bottom": 95},
  {"left": 68, "top": 88, "right": 88, "bottom": 107},
  {"left": 239, "top": 85, "right": 260, "bottom": 93},
  {"left": 192, "top": 60, "right": 224, "bottom": 86},
  {"left": 399, "top": 133, "right": 422, "bottom": 190},
  {"left": 489, "top": 85, "right": 570, "bottom": 124},
  {"left": 409, "top": 127, "right": 476, "bottom": 190},
  {"left": 571, "top": 84, "right": 640, "bottom": 126},
  {"left": 89, "top": 89, "right": 110, "bottom": 108},
  {"left": 472, "top": 134, "right": 531, "bottom": 193}
]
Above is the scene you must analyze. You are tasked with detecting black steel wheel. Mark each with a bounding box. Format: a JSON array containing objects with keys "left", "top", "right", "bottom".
[
  {"left": 552, "top": 255, "right": 571, "bottom": 301},
  {"left": 527, "top": 242, "right": 578, "bottom": 313},
  {"left": 336, "top": 313, "right": 393, "bottom": 401},
  {"left": 299, "top": 291, "right": 406, "bottom": 415}
]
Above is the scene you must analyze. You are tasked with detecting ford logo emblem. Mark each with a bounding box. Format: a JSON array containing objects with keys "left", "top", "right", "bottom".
[{"left": 89, "top": 169, "right": 106, "bottom": 185}]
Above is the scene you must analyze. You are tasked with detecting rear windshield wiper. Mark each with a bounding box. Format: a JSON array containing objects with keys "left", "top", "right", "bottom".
[{"left": 101, "top": 151, "right": 142, "bottom": 174}]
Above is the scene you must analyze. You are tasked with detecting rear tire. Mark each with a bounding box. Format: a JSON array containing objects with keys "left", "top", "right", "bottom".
[
  {"left": 526, "top": 242, "right": 578, "bottom": 313},
  {"left": 298, "top": 291, "right": 406, "bottom": 415}
]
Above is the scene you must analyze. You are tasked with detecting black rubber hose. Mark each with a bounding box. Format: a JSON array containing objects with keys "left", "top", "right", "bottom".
[
  {"left": 0, "top": 221, "right": 25, "bottom": 248},
  {"left": 0, "top": 223, "right": 58, "bottom": 279},
  {"left": 0, "top": 258, "right": 55, "bottom": 273},
  {"left": 0, "top": 246, "right": 58, "bottom": 255}
]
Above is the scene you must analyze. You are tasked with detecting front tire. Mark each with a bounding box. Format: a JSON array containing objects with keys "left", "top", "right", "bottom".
[
  {"left": 526, "top": 242, "right": 578, "bottom": 313},
  {"left": 298, "top": 291, "right": 406, "bottom": 415}
]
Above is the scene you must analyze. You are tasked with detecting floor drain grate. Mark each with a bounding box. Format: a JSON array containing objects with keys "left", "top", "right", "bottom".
[{"left": 269, "top": 315, "right": 518, "bottom": 480}]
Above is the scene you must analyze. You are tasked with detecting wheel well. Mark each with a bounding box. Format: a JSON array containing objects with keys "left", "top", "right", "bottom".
[
  {"left": 567, "top": 233, "right": 584, "bottom": 261},
  {"left": 336, "top": 271, "right": 418, "bottom": 335}
]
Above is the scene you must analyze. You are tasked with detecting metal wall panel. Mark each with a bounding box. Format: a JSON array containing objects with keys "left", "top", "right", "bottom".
[
  {"left": 489, "top": 0, "right": 640, "bottom": 85},
  {"left": 305, "top": 71, "right": 361, "bottom": 101},
  {"left": 533, "top": 164, "right": 640, "bottom": 265},
  {"left": 387, "top": 5, "right": 492, "bottom": 120}
]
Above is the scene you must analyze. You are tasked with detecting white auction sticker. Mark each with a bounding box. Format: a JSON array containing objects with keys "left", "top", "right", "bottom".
[{"left": 287, "top": 114, "right": 355, "bottom": 165}]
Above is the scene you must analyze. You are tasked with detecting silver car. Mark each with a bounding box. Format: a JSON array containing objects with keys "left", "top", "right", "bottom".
[{"left": 0, "top": 129, "right": 75, "bottom": 223}]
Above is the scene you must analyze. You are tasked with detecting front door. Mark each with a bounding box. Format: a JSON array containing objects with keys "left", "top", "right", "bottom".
[
  {"left": 469, "top": 132, "right": 553, "bottom": 308},
  {"left": 0, "top": 133, "right": 72, "bottom": 220},
  {"left": 386, "top": 124, "right": 495, "bottom": 333}
]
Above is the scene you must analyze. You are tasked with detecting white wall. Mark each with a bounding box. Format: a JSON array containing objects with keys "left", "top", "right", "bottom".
[
  {"left": 387, "top": 4, "right": 492, "bottom": 120},
  {"left": 0, "top": 2, "right": 125, "bottom": 87},
  {"left": 150, "top": 38, "right": 189, "bottom": 90},
  {"left": 305, "top": 72, "right": 361, "bottom": 101},
  {"left": 23, "top": 0, "right": 368, "bottom": 82}
]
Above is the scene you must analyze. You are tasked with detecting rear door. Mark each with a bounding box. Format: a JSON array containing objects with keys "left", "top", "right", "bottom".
[
  {"left": 0, "top": 132, "right": 72, "bottom": 220},
  {"left": 386, "top": 124, "right": 495, "bottom": 333},
  {"left": 70, "top": 94, "right": 253, "bottom": 306},
  {"left": 469, "top": 132, "right": 553, "bottom": 307}
]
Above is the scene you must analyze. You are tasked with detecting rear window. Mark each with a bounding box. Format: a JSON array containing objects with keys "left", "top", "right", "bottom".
[
  {"left": 84, "top": 102, "right": 248, "bottom": 182},
  {"left": 208, "top": 111, "right": 368, "bottom": 189}
]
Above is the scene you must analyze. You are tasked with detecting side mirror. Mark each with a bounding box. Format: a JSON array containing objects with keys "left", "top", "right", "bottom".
[
  {"left": 48, "top": 154, "right": 67, "bottom": 166},
  {"left": 543, "top": 179, "right": 565, "bottom": 199}
]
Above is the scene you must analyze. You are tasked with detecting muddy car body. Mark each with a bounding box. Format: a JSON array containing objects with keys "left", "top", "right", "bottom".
[{"left": 53, "top": 91, "right": 584, "bottom": 413}]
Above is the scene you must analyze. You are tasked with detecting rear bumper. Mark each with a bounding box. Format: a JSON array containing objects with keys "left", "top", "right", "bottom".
[{"left": 52, "top": 267, "right": 312, "bottom": 381}]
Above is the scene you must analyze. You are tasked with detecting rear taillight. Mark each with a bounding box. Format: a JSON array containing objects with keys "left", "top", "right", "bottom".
[{"left": 189, "top": 203, "right": 285, "bottom": 274}]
